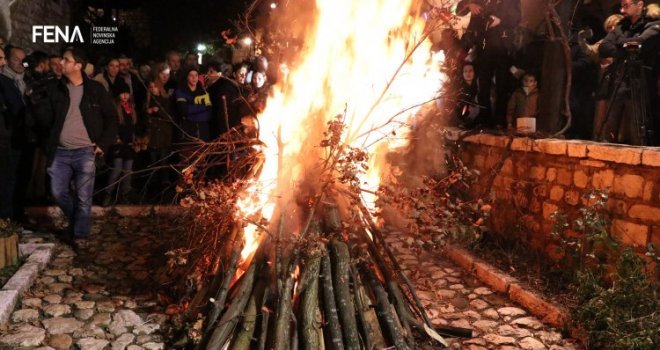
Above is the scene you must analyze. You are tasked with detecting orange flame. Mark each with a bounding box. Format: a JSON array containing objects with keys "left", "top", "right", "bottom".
[{"left": 236, "top": 0, "right": 444, "bottom": 257}]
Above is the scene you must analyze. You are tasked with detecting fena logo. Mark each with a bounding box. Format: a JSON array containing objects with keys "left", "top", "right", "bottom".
[{"left": 32, "top": 26, "right": 84, "bottom": 43}]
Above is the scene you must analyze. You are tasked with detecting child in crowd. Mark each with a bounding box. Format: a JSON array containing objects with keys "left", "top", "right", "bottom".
[{"left": 506, "top": 73, "right": 539, "bottom": 131}]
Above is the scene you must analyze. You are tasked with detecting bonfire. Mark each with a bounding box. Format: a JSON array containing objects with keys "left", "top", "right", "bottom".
[{"left": 169, "top": 0, "right": 478, "bottom": 349}]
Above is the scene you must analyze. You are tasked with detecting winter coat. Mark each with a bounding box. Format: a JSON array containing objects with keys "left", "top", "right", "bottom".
[
  {"left": 506, "top": 86, "right": 539, "bottom": 124},
  {"left": 174, "top": 83, "right": 211, "bottom": 123},
  {"left": 33, "top": 75, "right": 118, "bottom": 165},
  {"left": 144, "top": 94, "right": 173, "bottom": 150}
]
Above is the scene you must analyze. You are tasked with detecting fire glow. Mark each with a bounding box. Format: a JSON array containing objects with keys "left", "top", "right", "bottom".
[{"left": 235, "top": 0, "right": 444, "bottom": 258}]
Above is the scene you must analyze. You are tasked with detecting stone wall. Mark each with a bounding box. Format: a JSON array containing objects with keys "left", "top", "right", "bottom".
[
  {"left": 8, "top": 0, "right": 74, "bottom": 53},
  {"left": 450, "top": 130, "right": 660, "bottom": 262}
]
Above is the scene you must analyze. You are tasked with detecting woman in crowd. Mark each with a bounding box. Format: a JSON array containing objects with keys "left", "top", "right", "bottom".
[
  {"left": 144, "top": 79, "right": 174, "bottom": 192},
  {"left": 102, "top": 84, "right": 138, "bottom": 206}
]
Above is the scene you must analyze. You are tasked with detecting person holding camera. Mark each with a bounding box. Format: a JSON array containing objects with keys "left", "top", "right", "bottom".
[
  {"left": 33, "top": 47, "right": 118, "bottom": 249},
  {"left": 598, "top": 0, "right": 660, "bottom": 145}
]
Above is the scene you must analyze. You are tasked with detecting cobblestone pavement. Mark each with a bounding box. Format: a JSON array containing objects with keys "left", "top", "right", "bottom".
[
  {"left": 1, "top": 215, "right": 581, "bottom": 349},
  {"left": 383, "top": 232, "right": 581, "bottom": 350},
  {"left": 0, "top": 215, "right": 176, "bottom": 350}
]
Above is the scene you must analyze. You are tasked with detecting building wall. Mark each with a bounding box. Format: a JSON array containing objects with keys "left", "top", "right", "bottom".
[
  {"left": 452, "top": 131, "right": 660, "bottom": 263},
  {"left": 8, "top": 0, "right": 73, "bottom": 54}
]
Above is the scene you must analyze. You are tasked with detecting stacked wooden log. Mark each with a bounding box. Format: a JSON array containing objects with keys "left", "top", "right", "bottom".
[
  {"left": 194, "top": 202, "right": 471, "bottom": 349},
  {"left": 0, "top": 219, "right": 19, "bottom": 269}
]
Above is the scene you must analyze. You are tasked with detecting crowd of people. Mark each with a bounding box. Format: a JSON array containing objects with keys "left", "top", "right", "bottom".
[
  {"left": 0, "top": 0, "right": 659, "bottom": 247},
  {"left": 443, "top": 0, "right": 659, "bottom": 146},
  {"left": 0, "top": 42, "right": 271, "bottom": 247}
]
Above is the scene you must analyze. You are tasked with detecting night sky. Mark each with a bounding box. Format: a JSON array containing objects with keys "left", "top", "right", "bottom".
[{"left": 82, "top": 0, "right": 255, "bottom": 60}]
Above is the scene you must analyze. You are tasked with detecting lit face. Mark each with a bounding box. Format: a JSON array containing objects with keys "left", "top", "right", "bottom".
[
  {"left": 523, "top": 75, "right": 537, "bottom": 89},
  {"left": 49, "top": 57, "right": 63, "bottom": 77},
  {"left": 119, "top": 92, "right": 130, "bottom": 102},
  {"left": 61, "top": 51, "right": 82, "bottom": 78},
  {"left": 252, "top": 71, "right": 266, "bottom": 89},
  {"left": 234, "top": 66, "right": 247, "bottom": 84},
  {"left": 462, "top": 65, "right": 475, "bottom": 82},
  {"left": 148, "top": 82, "right": 160, "bottom": 96},
  {"left": 118, "top": 58, "right": 131, "bottom": 75},
  {"left": 167, "top": 53, "right": 181, "bottom": 72},
  {"left": 187, "top": 70, "right": 199, "bottom": 87},
  {"left": 158, "top": 68, "right": 170, "bottom": 84},
  {"left": 620, "top": 0, "right": 643, "bottom": 18},
  {"left": 107, "top": 59, "right": 119, "bottom": 78},
  {"left": 8, "top": 48, "right": 26, "bottom": 74}
]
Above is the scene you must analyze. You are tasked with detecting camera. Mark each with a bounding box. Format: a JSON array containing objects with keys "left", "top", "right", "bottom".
[{"left": 623, "top": 41, "right": 641, "bottom": 52}]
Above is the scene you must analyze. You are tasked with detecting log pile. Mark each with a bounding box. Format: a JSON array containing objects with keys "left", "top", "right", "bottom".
[
  {"left": 0, "top": 219, "right": 19, "bottom": 269},
  {"left": 193, "top": 200, "right": 472, "bottom": 349}
]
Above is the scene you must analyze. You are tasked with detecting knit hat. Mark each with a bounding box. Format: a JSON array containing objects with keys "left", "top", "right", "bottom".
[{"left": 115, "top": 81, "right": 130, "bottom": 96}]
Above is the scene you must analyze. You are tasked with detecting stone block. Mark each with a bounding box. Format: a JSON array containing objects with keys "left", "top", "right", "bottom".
[
  {"left": 445, "top": 246, "right": 475, "bottom": 271},
  {"left": 474, "top": 261, "right": 518, "bottom": 293},
  {"left": 628, "top": 204, "right": 660, "bottom": 223},
  {"left": 546, "top": 168, "right": 557, "bottom": 182},
  {"left": 463, "top": 134, "right": 481, "bottom": 144},
  {"left": 592, "top": 169, "right": 614, "bottom": 189},
  {"left": 509, "top": 284, "right": 567, "bottom": 327},
  {"left": 564, "top": 190, "right": 579, "bottom": 206},
  {"left": 533, "top": 184, "right": 548, "bottom": 198},
  {"left": 652, "top": 226, "right": 660, "bottom": 246},
  {"left": 0, "top": 290, "right": 20, "bottom": 324},
  {"left": 579, "top": 159, "right": 607, "bottom": 168},
  {"left": 607, "top": 199, "right": 628, "bottom": 216},
  {"left": 529, "top": 166, "right": 546, "bottom": 181},
  {"left": 501, "top": 159, "right": 513, "bottom": 176},
  {"left": 473, "top": 154, "right": 486, "bottom": 168},
  {"left": 573, "top": 170, "right": 589, "bottom": 188},
  {"left": 641, "top": 149, "right": 660, "bottom": 167},
  {"left": 549, "top": 186, "right": 564, "bottom": 201},
  {"left": 25, "top": 248, "right": 53, "bottom": 270},
  {"left": 533, "top": 140, "right": 567, "bottom": 155},
  {"left": 611, "top": 219, "right": 649, "bottom": 246},
  {"left": 587, "top": 143, "right": 642, "bottom": 165},
  {"left": 18, "top": 243, "right": 55, "bottom": 257},
  {"left": 1, "top": 263, "right": 39, "bottom": 294},
  {"left": 643, "top": 182, "right": 653, "bottom": 201},
  {"left": 543, "top": 202, "right": 559, "bottom": 220},
  {"left": 567, "top": 142, "right": 588, "bottom": 158},
  {"left": 511, "top": 137, "right": 533, "bottom": 152},
  {"left": 557, "top": 169, "right": 572, "bottom": 186},
  {"left": 480, "top": 134, "right": 508, "bottom": 148},
  {"left": 613, "top": 174, "right": 644, "bottom": 198}
]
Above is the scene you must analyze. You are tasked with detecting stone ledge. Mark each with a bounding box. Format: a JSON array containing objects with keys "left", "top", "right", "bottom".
[
  {"left": 509, "top": 283, "right": 568, "bottom": 328},
  {"left": 444, "top": 245, "right": 569, "bottom": 329},
  {"left": 473, "top": 260, "right": 518, "bottom": 294},
  {"left": 0, "top": 290, "right": 19, "bottom": 325},
  {"left": 0, "top": 243, "right": 55, "bottom": 324},
  {"left": 446, "top": 127, "right": 660, "bottom": 167}
]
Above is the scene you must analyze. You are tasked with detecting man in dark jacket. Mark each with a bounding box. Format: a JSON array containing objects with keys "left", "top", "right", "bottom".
[
  {"left": 34, "top": 47, "right": 118, "bottom": 246},
  {"left": 457, "top": 0, "right": 521, "bottom": 128},
  {"left": 598, "top": 0, "right": 659, "bottom": 145}
]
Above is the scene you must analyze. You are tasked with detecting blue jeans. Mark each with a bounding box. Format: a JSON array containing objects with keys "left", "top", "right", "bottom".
[
  {"left": 47, "top": 147, "right": 96, "bottom": 239},
  {"left": 106, "top": 157, "right": 134, "bottom": 198}
]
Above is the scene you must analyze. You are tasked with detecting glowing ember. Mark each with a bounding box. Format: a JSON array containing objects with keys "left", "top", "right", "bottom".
[{"left": 235, "top": 0, "right": 444, "bottom": 258}]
